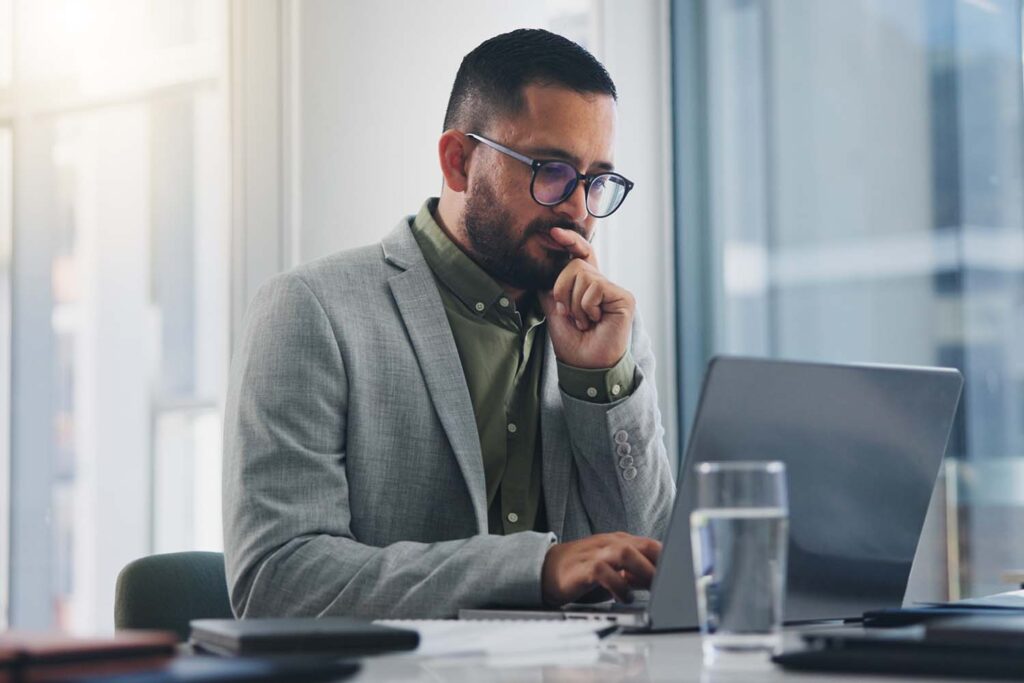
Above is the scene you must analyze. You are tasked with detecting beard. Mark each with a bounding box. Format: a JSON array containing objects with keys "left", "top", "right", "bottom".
[{"left": 461, "top": 177, "right": 584, "bottom": 291}]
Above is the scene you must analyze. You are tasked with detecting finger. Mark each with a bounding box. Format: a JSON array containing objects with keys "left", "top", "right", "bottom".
[
  {"left": 617, "top": 545, "right": 657, "bottom": 588},
  {"left": 598, "top": 543, "right": 656, "bottom": 589},
  {"left": 551, "top": 259, "right": 587, "bottom": 314},
  {"left": 633, "top": 537, "right": 663, "bottom": 566},
  {"left": 594, "top": 562, "right": 634, "bottom": 604},
  {"left": 596, "top": 281, "right": 635, "bottom": 317},
  {"left": 580, "top": 280, "right": 605, "bottom": 323},
  {"left": 539, "top": 290, "right": 582, "bottom": 332},
  {"left": 548, "top": 227, "right": 598, "bottom": 267},
  {"left": 569, "top": 271, "right": 593, "bottom": 331}
]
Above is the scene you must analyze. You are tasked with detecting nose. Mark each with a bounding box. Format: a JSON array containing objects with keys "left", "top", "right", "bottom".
[{"left": 557, "top": 180, "right": 589, "bottom": 223}]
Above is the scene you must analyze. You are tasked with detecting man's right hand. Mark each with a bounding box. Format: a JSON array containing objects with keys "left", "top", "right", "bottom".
[{"left": 541, "top": 532, "right": 662, "bottom": 606}]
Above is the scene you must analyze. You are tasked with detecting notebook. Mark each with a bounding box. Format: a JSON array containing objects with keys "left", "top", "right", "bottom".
[
  {"left": 188, "top": 618, "right": 419, "bottom": 657},
  {"left": 0, "top": 630, "right": 177, "bottom": 682}
]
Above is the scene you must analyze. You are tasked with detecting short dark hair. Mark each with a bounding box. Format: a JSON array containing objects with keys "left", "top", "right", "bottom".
[{"left": 442, "top": 28, "right": 617, "bottom": 133}]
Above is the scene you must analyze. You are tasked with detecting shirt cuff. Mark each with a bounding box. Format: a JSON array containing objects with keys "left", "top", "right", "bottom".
[{"left": 556, "top": 351, "right": 637, "bottom": 404}]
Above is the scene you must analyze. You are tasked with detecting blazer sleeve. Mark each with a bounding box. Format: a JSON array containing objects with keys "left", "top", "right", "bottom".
[
  {"left": 557, "top": 310, "right": 676, "bottom": 542},
  {"left": 222, "top": 273, "right": 555, "bottom": 619}
]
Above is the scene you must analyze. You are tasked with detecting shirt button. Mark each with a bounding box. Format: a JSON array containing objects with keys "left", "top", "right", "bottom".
[
  {"left": 619, "top": 455, "right": 634, "bottom": 469},
  {"left": 586, "top": 387, "right": 598, "bottom": 398},
  {"left": 507, "top": 422, "right": 517, "bottom": 434},
  {"left": 499, "top": 296, "right": 510, "bottom": 307},
  {"left": 616, "top": 443, "right": 632, "bottom": 456},
  {"left": 611, "top": 384, "right": 622, "bottom": 396},
  {"left": 474, "top": 301, "right": 486, "bottom": 312},
  {"left": 623, "top": 466, "right": 638, "bottom": 481},
  {"left": 614, "top": 430, "right": 629, "bottom": 444},
  {"left": 507, "top": 512, "right": 519, "bottom": 523}
]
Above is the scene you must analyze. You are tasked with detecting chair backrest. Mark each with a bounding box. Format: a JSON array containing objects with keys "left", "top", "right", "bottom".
[{"left": 115, "top": 551, "right": 234, "bottom": 641}]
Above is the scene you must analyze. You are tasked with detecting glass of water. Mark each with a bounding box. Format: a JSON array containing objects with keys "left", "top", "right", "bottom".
[{"left": 690, "top": 461, "right": 789, "bottom": 659}]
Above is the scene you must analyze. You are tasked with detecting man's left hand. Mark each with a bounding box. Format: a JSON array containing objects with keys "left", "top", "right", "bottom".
[{"left": 538, "top": 227, "right": 635, "bottom": 369}]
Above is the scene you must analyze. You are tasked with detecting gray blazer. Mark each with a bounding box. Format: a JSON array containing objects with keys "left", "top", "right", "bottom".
[{"left": 222, "top": 218, "right": 675, "bottom": 619}]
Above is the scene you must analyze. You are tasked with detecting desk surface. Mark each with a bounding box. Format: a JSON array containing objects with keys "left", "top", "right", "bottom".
[{"left": 349, "top": 626, "right": 950, "bottom": 683}]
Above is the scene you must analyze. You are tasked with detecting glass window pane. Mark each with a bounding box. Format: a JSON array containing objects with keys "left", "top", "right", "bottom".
[
  {"left": 12, "top": 96, "right": 227, "bottom": 633},
  {"left": 0, "top": 127, "right": 12, "bottom": 628},
  {"left": 13, "top": 0, "right": 217, "bottom": 95},
  {"left": 23, "top": 95, "right": 227, "bottom": 632},
  {"left": 687, "top": 0, "right": 1024, "bottom": 600},
  {"left": 6, "top": 0, "right": 228, "bottom": 634},
  {"left": 0, "top": 0, "right": 11, "bottom": 87}
]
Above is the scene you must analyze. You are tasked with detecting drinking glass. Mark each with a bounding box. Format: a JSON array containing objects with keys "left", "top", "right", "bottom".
[{"left": 690, "top": 461, "right": 789, "bottom": 659}]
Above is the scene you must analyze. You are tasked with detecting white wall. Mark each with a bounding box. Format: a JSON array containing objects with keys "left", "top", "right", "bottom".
[
  {"left": 235, "top": 0, "right": 678, "bottom": 466},
  {"left": 295, "top": 1, "right": 554, "bottom": 258}
]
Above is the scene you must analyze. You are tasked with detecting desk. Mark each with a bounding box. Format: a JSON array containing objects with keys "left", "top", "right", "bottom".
[{"left": 347, "top": 627, "right": 950, "bottom": 682}]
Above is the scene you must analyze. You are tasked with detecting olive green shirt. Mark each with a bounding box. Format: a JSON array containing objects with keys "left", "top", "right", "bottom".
[{"left": 411, "top": 199, "right": 636, "bottom": 535}]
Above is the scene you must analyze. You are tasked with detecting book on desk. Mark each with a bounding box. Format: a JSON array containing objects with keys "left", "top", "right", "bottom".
[{"left": 0, "top": 630, "right": 176, "bottom": 683}]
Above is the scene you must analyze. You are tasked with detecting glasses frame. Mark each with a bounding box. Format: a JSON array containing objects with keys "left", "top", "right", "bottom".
[{"left": 466, "top": 132, "right": 634, "bottom": 218}]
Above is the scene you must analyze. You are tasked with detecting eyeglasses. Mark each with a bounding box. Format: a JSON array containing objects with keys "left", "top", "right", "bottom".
[{"left": 466, "top": 133, "right": 634, "bottom": 218}]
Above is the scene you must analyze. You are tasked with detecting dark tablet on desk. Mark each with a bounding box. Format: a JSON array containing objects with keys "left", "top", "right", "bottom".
[
  {"left": 775, "top": 617, "right": 1024, "bottom": 679},
  {"left": 189, "top": 618, "right": 419, "bottom": 657}
]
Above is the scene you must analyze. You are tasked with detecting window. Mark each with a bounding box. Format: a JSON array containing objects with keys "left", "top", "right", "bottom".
[
  {"left": 0, "top": 127, "right": 11, "bottom": 629},
  {"left": 4, "top": 0, "right": 228, "bottom": 632},
  {"left": 674, "top": 0, "right": 1024, "bottom": 599}
]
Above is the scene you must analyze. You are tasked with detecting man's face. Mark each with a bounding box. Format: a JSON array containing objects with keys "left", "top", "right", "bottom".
[{"left": 461, "top": 84, "right": 617, "bottom": 291}]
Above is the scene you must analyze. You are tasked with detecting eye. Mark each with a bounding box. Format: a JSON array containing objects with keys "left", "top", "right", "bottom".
[{"left": 533, "top": 162, "right": 578, "bottom": 204}]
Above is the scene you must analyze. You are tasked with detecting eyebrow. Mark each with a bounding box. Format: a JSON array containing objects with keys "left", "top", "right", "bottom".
[{"left": 524, "top": 145, "right": 615, "bottom": 173}]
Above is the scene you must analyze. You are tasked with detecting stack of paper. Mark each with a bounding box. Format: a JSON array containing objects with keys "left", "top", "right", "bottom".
[{"left": 373, "top": 619, "right": 615, "bottom": 658}]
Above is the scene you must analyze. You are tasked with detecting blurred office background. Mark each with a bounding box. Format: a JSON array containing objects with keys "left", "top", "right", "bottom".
[{"left": 0, "top": 0, "right": 1020, "bottom": 634}]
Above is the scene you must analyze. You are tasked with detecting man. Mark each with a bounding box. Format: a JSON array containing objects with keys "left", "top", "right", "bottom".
[{"left": 223, "top": 28, "right": 674, "bottom": 619}]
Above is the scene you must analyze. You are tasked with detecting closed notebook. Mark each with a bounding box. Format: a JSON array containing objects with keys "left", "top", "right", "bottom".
[
  {"left": 189, "top": 618, "right": 419, "bottom": 657},
  {"left": 0, "top": 630, "right": 177, "bottom": 683}
]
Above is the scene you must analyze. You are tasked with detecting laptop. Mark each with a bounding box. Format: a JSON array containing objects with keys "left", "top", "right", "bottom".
[{"left": 461, "top": 356, "right": 963, "bottom": 631}]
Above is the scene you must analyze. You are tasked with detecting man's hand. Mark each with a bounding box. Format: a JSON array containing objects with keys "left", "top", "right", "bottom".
[
  {"left": 539, "top": 227, "right": 635, "bottom": 369},
  {"left": 541, "top": 532, "right": 662, "bottom": 606}
]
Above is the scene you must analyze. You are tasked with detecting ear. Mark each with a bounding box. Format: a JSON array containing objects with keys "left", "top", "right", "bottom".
[{"left": 438, "top": 130, "right": 472, "bottom": 193}]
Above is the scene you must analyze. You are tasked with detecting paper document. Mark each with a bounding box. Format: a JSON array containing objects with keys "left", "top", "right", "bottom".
[
  {"left": 948, "top": 590, "right": 1024, "bottom": 610},
  {"left": 373, "top": 619, "right": 615, "bottom": 658}
]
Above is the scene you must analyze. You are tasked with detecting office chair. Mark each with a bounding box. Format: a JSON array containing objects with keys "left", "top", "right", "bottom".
[{"left": 115, "top": 551, "right": 234, "bottom": 641}]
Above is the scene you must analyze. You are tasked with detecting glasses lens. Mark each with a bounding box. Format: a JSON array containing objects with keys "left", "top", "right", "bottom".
[
  {"left": 532, "top": 162, "right": 578, "bottom": 205},
  {"left": 587, "top": 174, "right": 628, "bottom": 217}
]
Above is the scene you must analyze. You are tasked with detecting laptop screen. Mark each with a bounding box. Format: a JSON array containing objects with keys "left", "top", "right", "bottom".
[{"left": 649, "top": 357, "right": 962, "bottom": 630}]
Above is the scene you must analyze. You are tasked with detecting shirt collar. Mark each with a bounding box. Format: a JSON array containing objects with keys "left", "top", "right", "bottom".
[{"left": 411, "top": 198, "right": 516, "bottom": 319}]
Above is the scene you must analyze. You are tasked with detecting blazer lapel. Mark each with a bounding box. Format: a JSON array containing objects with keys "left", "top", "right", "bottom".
[
  {"left": 383, "top": 222, "right": 489, "bottom": 532},
  {"left": 540, "top": 338, "right": 572, "bottom": 539}
]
